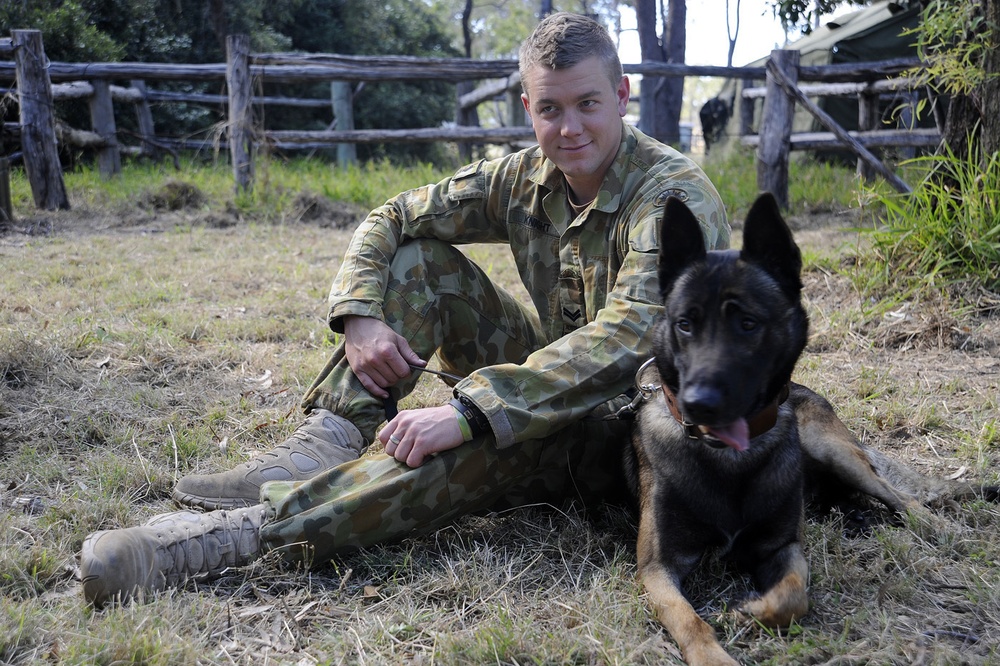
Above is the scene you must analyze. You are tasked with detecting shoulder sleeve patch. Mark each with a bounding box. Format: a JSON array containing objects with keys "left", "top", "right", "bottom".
[{"left": 654, "top": 187, "right": 689, "bottom": 206}]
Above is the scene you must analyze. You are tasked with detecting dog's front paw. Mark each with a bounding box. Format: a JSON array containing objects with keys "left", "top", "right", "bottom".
[
  {"left": 736, "top": 586, "right": 808, "bottom": 628},
  {"left": 684, "top": 642, "right": 740, "bottom": 666}
]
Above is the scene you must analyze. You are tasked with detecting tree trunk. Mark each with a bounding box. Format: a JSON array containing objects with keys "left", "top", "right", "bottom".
[
  {"left": 661, "top": 0, "right": 686, "bottom": 145},
  {"left": 635, "top": 0, "right": 667, "bottom": 142},
  {"left": 938, "top": 0, "right": 999, "bottom": 169},
  {"left": 940, "top": 93, "right": 978, "bottom": 161},
  {"left": 981, "top": 0, "right": 1000, "bottom": 156},
  {"left": 461, "top": 0, "right": 474, "bottom": 58},
  {"left": 635, "top": 0, "right": 685, "bottom": 146}
]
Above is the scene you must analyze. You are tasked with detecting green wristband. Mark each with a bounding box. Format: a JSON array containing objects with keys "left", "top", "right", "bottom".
[{"left": 453, "top": 407, "right": 474, "bottom": 441}]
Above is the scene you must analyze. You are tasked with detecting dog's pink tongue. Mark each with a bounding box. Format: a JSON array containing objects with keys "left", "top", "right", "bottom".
[{"left": 706, "top": 418, "right": 750, "bottom": 452}]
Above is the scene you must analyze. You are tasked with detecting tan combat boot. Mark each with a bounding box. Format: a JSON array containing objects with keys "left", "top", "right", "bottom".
[
  {"left": 172, "top": 409, "right": 365, "bottom": 510},
  {"left": 80, "top": 504, "right": 266, "bottom": 607}
]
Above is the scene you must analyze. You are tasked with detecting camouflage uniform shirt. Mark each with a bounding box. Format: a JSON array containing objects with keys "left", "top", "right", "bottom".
[{"left": 328, "top": 122, "right": 730, "bottom": 448}]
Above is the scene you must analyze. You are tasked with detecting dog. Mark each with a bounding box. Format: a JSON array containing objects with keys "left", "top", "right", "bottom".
[
  {"left": 699, "top": 97, "right": 730, "bottom": 153},
  {"left": 624, "top": 193, "right": 998, "bottom": 666},
  {"left": 625, "top": 192, "right": 809, "bottom": 666}
]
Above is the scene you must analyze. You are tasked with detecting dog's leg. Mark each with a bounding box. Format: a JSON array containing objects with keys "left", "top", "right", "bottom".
[
  {"left": 738, "top": 541, "right": 809, "bottom": 628},
  {"left": 638, "top": 520, "right": 739, "bottom": 666},
  {"left": 790, "top": 384, "right": 924, "bottom": 515},
  {"left": 641, "top": 565, "right": 740, "bottom": 666}
]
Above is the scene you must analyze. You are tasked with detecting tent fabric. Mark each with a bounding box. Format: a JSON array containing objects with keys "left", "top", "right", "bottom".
[
  {"left": 747, "top": 1, "right": 921, "bottom": 68},
  {"left": 710, "top": 0, "right": 923, "bottom": 146}
]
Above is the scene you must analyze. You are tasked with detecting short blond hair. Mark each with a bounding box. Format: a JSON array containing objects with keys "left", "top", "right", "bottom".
[{"left": 518, "top": 12, "right": 623, "bottom": 95}]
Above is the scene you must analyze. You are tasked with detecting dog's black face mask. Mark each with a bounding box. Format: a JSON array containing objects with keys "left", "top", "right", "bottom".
[{"left": 652, "top": 193, "right": 808, "bottom": 451}]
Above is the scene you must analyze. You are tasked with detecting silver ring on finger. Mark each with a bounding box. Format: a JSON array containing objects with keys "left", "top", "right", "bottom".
[{"left": 389, "top": 434, "right": 401, "bottom": 445}]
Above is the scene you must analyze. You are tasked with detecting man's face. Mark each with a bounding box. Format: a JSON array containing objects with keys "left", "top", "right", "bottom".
[{"left": 521, "top": 56, "right": 629, "bottom": 202}]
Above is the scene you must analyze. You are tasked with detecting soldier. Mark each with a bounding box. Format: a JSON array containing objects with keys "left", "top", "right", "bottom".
[{"left": 79, "top": 11, "right": 730, "bottom": 605}]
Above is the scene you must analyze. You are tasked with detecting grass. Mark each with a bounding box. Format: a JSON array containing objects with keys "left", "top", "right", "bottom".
[
  {"left": 11, "top": 155, "right": 451, "bottom": 221},
  {"left": 856, "top": 145, "right": 1000, "bottom": 305},
  {"left": 1, "top": 152, "right": 999, "bottom": 664}
]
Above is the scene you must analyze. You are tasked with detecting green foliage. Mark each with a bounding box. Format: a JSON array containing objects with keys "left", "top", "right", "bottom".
[
  {"left": 1, "top": 1, "right": 124, "bottom": 61},
  {"left": 903, "top": 0, "right": 990, "bottom": 99},
  {"left": 859, "top": 146, "right": 1000, "bottom": 299},
  {"left": 426, "top": 0, "right": 623, "bottom": 59},
  {"left": 4, "top": 0, "right": 461, "bottom": 167},
  {"left": 281, "top": 0, "right": 462, "bottom": 163}
]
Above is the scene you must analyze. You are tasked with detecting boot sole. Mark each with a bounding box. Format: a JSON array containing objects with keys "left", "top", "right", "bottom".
[{"left": 171, "top": 489, "right": 256, "bottom": 511}]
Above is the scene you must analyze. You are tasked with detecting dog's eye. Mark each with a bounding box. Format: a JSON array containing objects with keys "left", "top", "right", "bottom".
[
  {"left": 741, "top": 317, "right": 757, "bottom": 332},
  {"left": 675, "top": 318, "right": 692, "bottom": 334}
]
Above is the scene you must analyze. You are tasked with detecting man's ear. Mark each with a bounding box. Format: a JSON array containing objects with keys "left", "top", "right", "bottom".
[
  {"left": 521, "top": 92, "right": 531, "bottom": 115},
  {"left": 616, "top": 76, "right": 630, "bottom": 117}
]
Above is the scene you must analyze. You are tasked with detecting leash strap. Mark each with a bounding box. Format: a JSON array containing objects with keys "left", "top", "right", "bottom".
[{"left": 383, "top": 363, "right": 475, "bottom": 422}]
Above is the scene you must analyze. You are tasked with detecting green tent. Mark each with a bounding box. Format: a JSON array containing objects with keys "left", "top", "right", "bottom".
[{"left": 705, "top": 0, "right": 925, "bottom": 151}]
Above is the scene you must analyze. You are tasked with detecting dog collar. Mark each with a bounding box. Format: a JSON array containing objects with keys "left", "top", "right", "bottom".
[{"left": 661, "top": 383, "right": 790, "bottom": 444}]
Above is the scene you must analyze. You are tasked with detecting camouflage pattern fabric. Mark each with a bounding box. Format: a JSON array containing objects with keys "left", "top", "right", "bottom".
[
  {"left": 261, "top": 400, "right": 632, "bottom": 563},
  {"left": 308, "top": 122, "right": 729, "bottom": 447},
  {"left": 259, "top": 122, "right": 729, "bottom": 558}
]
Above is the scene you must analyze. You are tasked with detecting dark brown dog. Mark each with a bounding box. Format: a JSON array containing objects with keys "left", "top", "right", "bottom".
[
  {"left": 626, "top": 193, "right": 808, "bottom": 666},
  {"left": 625, "top": 193, "right": 997, "bottom": 666}
]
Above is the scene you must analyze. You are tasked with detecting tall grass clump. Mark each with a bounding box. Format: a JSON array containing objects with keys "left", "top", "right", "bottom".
[{"left": 857, "top": 145, "right": 1000, "bottom": 304}]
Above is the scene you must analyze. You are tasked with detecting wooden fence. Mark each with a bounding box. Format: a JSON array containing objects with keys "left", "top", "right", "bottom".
[{"left": 1, "top": 29, "right": 937, "bottom": 218}]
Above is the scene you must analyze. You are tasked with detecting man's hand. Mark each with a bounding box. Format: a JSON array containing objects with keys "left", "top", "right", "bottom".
[
  {"left": 343, "top": 315, "right": 425, "bottom": 399},
  {"left": 379, "top": 405, "right": 466, "bottom": 467}
]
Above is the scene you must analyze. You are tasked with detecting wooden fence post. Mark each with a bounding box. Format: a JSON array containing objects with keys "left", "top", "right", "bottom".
[
  {"left": 765, "top": 58, "right": 911, "bottom": 194},
  {"left": 857, "top": 90, "right": 879, "bottom": 182},
  {"left": 330, "top": 81, "right": 356, "bottom": 167},
  {"left": 226, "top": 34, "right": 254, "bottom": 194},
  {"left": 130, "top": 80, "right": 160, "bottom": 160},
  {"left": 12, "top": 29, "right": 70, "bottom": 210},
  {"left": 89, "top": 79, "right": 121, "bottom": 178},
  {"left": 454, "top": 80, "right": 479, "bottom": 162},
  {"left": 756, "top": 49, "right": 798, "bottom": 209},
  {"left": 0, "top": 157, "right": 13, "bottom": 229},
  {"left": 895, "top": 91, "right": 917, "bottom": 161},
  {"left": 739, "top": 78, "right": 756, "bottom": 137},
  {"left": 506, "top": 85, "right": 525, "bottom": 126},
  {"left": 506, "top": 83, "right": 525, "bottom": 154}
]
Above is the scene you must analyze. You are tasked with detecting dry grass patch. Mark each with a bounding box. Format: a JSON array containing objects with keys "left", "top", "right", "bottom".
[{"left": 1, "top": 200, "right": 998, "bottom": 664}]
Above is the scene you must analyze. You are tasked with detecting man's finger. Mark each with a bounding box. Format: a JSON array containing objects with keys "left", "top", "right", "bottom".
[
  {"left": 406, "top": 450, "right": 425, "bottom": 468},
  {"left": 395, "top": 335, "right": 426, "bottom": 368},
  {"left": 358, "top": 372, "right": 389, "bottom": 399}
]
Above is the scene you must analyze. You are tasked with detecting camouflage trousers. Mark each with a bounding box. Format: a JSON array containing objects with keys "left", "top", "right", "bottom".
[{"left": 258, "top": 239, "right": 632, "bottom": 563}]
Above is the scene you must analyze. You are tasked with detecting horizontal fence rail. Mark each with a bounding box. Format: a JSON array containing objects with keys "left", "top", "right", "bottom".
[{"left": 0, "top": 27, "right": 935, "bottom": 214}]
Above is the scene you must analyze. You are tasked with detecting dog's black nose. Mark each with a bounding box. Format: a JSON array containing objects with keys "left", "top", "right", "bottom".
[{"left": 680, "top": 384, "right": 724, "bottom": 422}]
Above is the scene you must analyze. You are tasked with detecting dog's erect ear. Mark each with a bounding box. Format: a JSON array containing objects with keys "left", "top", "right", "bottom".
[
  {"left": 658, "top": 196, "right": 707, "bottom": 301},
  {"left": 740, "top": 192, "right": 802, "bottom": 298}
]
